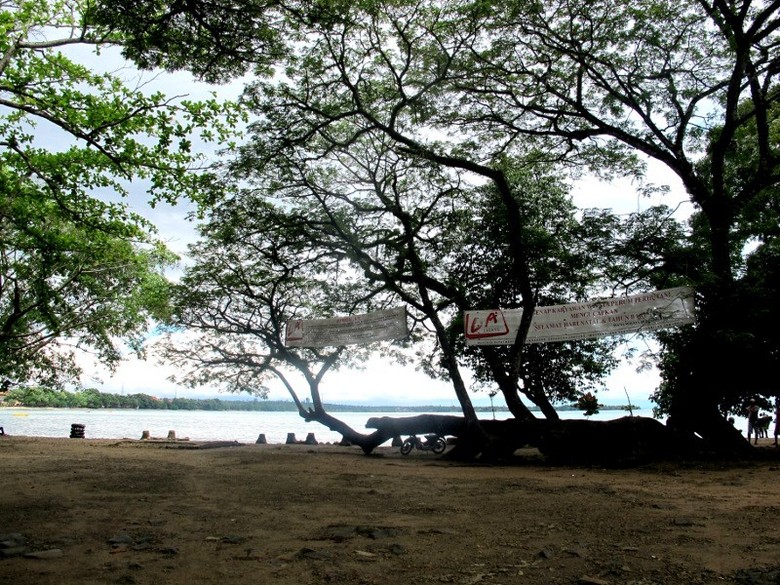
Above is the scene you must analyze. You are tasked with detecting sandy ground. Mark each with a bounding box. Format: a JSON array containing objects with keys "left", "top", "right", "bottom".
[{"left": 2, "top": 436, "right": 780, "bottom": 585}]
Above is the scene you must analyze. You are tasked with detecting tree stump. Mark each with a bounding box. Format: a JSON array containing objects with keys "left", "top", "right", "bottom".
[
  {"left": 166, "top": 430, "right": 176, "bottom": 440},
  {"left": 286, "top": 433, "right": 297, "bottom": 444},
  {"left": 304, "top": 433, "right": 318, "bottom": 445},
  {"left": 141, "top": 430, "right": 150, "bottom": 440},
  {"left": 256, "top": 433, "right": 267, "bottom": 444}
]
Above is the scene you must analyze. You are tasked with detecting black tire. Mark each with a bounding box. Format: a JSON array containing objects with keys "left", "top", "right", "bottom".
[
  {"left": 432, "top": 437, "right": 446, "bottom": 454},
  {"left": 400, "top": 439, "right": 413, "bottom": 455}
]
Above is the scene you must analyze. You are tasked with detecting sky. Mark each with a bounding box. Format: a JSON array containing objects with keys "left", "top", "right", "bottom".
[{"left": 66, "top": 48, "right": 694, "bottom": 409}]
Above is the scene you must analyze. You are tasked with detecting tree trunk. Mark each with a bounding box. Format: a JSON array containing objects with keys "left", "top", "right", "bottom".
[
  {"left": 482, "top": 347, "right": 537, "bottom": 421},
  {"left": 664, "top": 312, "right": 755, "bottom": 458},
  {"left": 365, "top": 414, "right": 469, "bottom": 437},
  {"left": 536, "top": 416, "right": 704, "bottom": 464},
  {"left": 669, "top": 186, "right": 753, "bottom": 456},
  {"left": 667, "top": 390, "right": 754, "bottom": 458},
  {"left": 298, "top": 408, "right": 391, "bottom": 454}
]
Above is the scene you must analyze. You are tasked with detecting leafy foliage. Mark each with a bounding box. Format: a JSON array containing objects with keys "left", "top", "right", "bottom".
[
  {"left": 159, "top": 194, "right": 400, "bottom": 410},
  {"left": 576, "top": 391, "right": 600, "bottom": 417},
  {"left": 1, "top": 0, "right": 241, "bottom": 386},
  {"left": 443, "top": 160, "right": 622, "bottom": 416},
  {"left": 95, "top": 0, "right": 780, "bottom": 449},
  {"left": 0, "top": 189, "right": 176, "bottom": 385},
  {"left": 87, "top": 0, "right": 289, "bottom": 83}
]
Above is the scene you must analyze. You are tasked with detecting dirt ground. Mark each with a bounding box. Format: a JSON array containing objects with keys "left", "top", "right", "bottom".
[{"left": 2, "top": 436, "right": 780, "bottom": 585}]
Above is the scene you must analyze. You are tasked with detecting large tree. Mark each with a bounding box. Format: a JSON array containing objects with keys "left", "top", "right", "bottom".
[
  {"left": 446, "top": 0, "right": 780, "bottom": 451},
  {"left": 445, "top": 162, "right": 628, "bottom": 421},
  {"left": 1, "top": 0, "right": 239, "bottom": 386},
  {"left": 94, "top": 0, "right": 780, "bottom": 454},
  {"left": 160, "top": 194, "right": 421, "bottom": 452},
  {"left": 653, "top": 96, "right": 780, "bottom": 424},
  {"left": 270, "top": 0, "right": 780, "bottom": 452},
  {"left": 171, "top": 130, "right": 650, "bottom": 456},
  {"left": 213, "top": 2, "right": 678, "bottom": 448}
]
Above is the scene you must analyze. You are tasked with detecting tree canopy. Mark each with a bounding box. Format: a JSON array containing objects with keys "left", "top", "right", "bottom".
[
  {"left": 1, "top": 0, "right": 241, "bottom": 386},
  {"left": 89, "top": 0, "right": 780, "bottom": 456}
]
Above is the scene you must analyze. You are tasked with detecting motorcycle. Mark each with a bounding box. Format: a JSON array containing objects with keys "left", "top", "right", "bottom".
[{"left": 400, "top": 434, "right": 447, "bottom": 455}]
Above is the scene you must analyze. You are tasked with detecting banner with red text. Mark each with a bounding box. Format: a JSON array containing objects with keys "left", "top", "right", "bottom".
[
  {"left": 464, "top": 287, "right": 695, "bottom": 345},
  {"left": 285, "top": 307, "right": 408, "bottom": 347}
]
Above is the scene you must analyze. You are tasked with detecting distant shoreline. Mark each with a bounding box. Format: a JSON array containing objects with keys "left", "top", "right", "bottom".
[
  {"left": 0, "top": 384, "right": 640, "bottom": 413},
  {"left": 0, "top": 398, "right": 637, "bottom": 413}
]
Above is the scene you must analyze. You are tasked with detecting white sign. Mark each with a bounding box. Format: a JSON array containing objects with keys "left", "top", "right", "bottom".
[
  {"left": 285, "top": 307, "right": 408, "bottom": 347},
  {"left": 464, "top": 287, "right": 695, "bottom": 345}
]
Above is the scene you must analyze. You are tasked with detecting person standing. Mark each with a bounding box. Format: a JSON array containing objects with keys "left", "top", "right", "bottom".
[
  {"left": 746, "top": 398, "right": 760, "bottom": 445},
  {"left": 774, "top": 397, "right": 780, "bottom": 447}
]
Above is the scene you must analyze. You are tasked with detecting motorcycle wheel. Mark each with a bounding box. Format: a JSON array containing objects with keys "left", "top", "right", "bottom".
[
  {"left": 400, "top": 440, "right": 413, "bottom": 455},
  {"left": 432, "top": 437, "right": 446, "bottom": 454}
]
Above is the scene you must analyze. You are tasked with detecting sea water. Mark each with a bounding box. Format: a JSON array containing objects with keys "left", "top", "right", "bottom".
[{"left": 0, "top": 407, "right": 751, "bottom": 444}]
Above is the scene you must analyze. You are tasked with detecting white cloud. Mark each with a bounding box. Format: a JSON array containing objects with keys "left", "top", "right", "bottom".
[
  {"left": 571, "top": 158, "right": 692, "bottom": 217},
  {"left": 80, "top": 352, "right": 186, "bottom": 398},
  {"left": 80, "top": 347, "right": 459, "bottom": 405}
]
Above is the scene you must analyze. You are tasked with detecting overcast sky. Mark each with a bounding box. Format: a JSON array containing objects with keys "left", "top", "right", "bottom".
[{"left": 66, "top": 48, "right": 693, "bottom": 408}]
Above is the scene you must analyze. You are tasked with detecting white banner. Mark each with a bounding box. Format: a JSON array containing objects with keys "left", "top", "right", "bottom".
[
  {"left": 464, "top": 287, "right": 695, "bottom": 345},
  {"left": 285, "top": 307, "right": 408, "bottom": 347}
]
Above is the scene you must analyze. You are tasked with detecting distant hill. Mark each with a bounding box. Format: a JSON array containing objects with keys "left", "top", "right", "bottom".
[{"left": 1, "top": 386, "right": 638, "bottom": 413}]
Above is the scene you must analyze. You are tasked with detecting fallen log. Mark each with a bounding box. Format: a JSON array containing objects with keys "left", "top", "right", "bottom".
[
  {"left": 365, "top": 414, "right": 468, "bottom": 438},
  {"left": 366, "top": 414, "right": 533, "bottom": 459},
  {"left": 367, "top": 413, "right": 705, "bottom": 464}
]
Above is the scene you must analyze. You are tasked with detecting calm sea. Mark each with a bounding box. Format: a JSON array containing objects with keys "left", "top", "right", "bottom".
[{"left": 0, "top": 407, "right": 750, "bottom": 444}]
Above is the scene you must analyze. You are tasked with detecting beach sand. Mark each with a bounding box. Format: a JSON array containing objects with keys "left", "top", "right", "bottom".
[{"left": 2, "top": 435, "right": 780, "bottom": 585}]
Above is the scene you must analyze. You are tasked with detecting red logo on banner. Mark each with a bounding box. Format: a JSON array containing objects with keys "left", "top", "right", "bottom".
[
  {"left": 464, "top": 311, "right": 510, "bottom": 339},
  {"left": 285, "top": 320, "right": 304, "bottom": 341}
]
